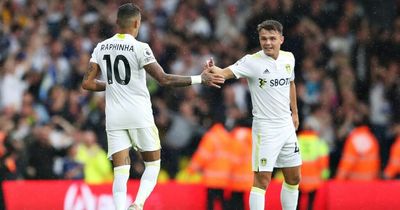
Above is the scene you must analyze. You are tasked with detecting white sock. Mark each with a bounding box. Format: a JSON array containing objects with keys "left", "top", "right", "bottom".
[
  {"left": 134, "top": 160, "right": 160, "bottom": 207},
  {"left": 281, "top": 181, "right": 299, "bottom": 210},
  {"left": 113, "top": 165, "right": 130, "bottom": 210},
  {"left": 249, "top": 186, "right": 266, "bottom": 210}
]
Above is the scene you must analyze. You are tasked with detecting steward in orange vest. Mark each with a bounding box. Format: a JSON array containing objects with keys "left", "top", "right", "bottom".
[
  {"left": 297, "top": 130, "right": 329, "bottom": 210},
  {"left": 384, "top": 136, "right": 400, "bottom": 179},
  {"left": 187, "top": 123, "right": 233, "bottom": 209},
  {"left": 227, "top": 126, "right": 253, "bottom": 210},
  {"left": 298, "top": 130, "right": 329, "bottom": 192},
  {"left": 335, "top": 126, "right": 380, "bottom": 180}
]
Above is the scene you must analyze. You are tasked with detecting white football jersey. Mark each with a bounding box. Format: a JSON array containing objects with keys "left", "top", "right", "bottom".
[
  {"left": 229, "top": 50, "right": 295, "bottom": 126},
  {"left": 90, "top": 34, "right": 156, "bottom": 130}
]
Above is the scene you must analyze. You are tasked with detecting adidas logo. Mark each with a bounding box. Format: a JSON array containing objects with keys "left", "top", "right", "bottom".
[{"left": 263, "top": 68, "right": 270, "bottom": 74}]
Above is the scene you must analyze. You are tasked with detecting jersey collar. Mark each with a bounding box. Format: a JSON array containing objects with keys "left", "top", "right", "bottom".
[
  {"left": 114, "top": 33, "right": 135, "bottom": 40},
  {"left": 260, "top": 50, "right": 280, "bottom": 61}
]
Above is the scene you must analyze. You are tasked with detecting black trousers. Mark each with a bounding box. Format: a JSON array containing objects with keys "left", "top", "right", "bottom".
[
  {"left": 298, "top": 190, "right": 316, "bottom": 210},
  {"left": 0, "top": 182, "right": 4, "bottom": 210},
  {"left": 227, "top": 191, "right": 245, "bottom": 210},
  {"left": 207, "top": 188, "right": 229, "bottom": 210}
]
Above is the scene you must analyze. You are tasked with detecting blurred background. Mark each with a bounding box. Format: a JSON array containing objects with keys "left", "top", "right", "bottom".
[{"left": 0, "top": 0, "right": 400, "bottom": 209}]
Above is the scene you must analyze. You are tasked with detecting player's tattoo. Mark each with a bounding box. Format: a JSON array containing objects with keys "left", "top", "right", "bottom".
[
  {"left": 83, "top": 63, "right": 95, "bottom": 81},
  {"left": 163, "top": 74, "right": 191, "bottom": 87}
]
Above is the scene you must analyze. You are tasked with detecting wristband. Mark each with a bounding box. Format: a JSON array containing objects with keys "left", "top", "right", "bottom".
[{"left": 191, "top": 75, "right": 202, "bottom": 84}]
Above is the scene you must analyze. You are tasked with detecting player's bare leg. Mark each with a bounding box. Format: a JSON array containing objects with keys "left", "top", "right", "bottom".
[
  {"left": 112, "top": 149, "right": 131, "bottom": 210},
  {"left": 249, "top": 171, "right": 272, "bottom": 210},
  {"left": 129, "top": 150, "right": 161, "bottom": 210},
  {"left": 281, "top": 166, "right": 301, "bottom": 210}
]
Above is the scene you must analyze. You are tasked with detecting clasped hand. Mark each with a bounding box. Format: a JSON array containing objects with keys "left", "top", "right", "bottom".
[{"left": 200, "top": 58, "right": 224, "bottom": 88}]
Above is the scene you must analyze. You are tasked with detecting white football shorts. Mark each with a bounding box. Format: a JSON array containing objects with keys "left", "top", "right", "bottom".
[
  {"left": 106, "top": 126, "right": 161, "bottom": 159},
  {"left": 252, "top": 120, "right": 302, "bottom": 172}
]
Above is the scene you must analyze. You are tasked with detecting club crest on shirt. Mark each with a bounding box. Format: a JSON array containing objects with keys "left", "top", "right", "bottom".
[
  {"left": 260, "top": 158, "right": 267, "bottom": 166},
  {"left": 285, "top": 64, "right": 291, "bottom": 74}
]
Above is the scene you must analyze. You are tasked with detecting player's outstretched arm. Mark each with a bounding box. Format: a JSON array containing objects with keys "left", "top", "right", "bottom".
[
  {"left": 82, "top": 62, "right": 106, "bottom": 91},
  {"left": 144, "top": 62, "right": 225, "bottom": 88},
  {"left": 205, "top": 58, "right": 236, "bottom": 80}
]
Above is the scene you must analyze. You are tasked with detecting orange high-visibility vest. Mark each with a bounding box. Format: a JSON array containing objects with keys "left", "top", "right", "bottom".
[
  {"left": 336, "top": 126, "right": 380, "bottom": 180},
  {"left": 229, "top": 127, "right": 253, "bottom": 192},
  {"left": 298, "top": 130, "right": 329, "bottom": 192},
  {"left": 384, "top": 136, "right": 400, "bottom": 179},
  {"left": 188, "top": 123, "right": 233, "bottom": 189}
]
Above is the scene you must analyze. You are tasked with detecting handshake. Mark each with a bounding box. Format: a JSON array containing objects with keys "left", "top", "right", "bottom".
[{"left": 199, "top": 58, "right": 225, "bottom": 88}]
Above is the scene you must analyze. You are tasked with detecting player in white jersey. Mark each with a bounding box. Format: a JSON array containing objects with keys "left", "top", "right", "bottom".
[
  {"left": 82, "top": 3, "right": 224, "bottom": 210},
  {"left": 206, "top": 20, "right": 301, "bottom": 210}
]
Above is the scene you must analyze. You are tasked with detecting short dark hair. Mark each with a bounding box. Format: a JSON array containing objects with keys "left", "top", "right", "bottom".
[
  {"left": 117, "top": 3, "right": 141, "bottom": 28},
  {"left": 257, "top": 20, "right": 283, "bottom": 34}
]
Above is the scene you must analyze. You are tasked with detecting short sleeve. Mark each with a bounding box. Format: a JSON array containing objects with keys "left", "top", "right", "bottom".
[
  {"left": 89, "top": 44, "right": 100, "bottom": 64},
  {"left": 137, "top": 43, "right": 156, "bottom": 68},
  {"left": 228, "top": 55, "right": 252, "bottom": 79}
]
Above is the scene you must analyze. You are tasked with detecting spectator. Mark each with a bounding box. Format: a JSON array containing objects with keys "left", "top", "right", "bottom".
[
  {"left": 228, "top": 126, "right": 253, "bottom": 210},
  {"left": 76, "top": 130, "right": 112, "bottom": 184},
  {"left": 369, "top": 63, "right": 393, "bottom": 168},
  {"left": 383, "top": 133, "right": 400, "bottom": 179},
  {"left": 61, "top": 143, "right": 83, "bottom": 180},
  {"left": 163, "top": 100, "right": 203, "bottom": 178},
  {"left": 335, "top": 121, "right": 380, "bottom": 180},
  {"left": 26, "top": 125, "right": 66, "bottom": 179},
  {"left": 297, "top": 129, "right": 330, "bottom": 210},
  {"left": 0, "top": 131, "right": 16, "bottom": 210},
  {"left": 187, "top": 123, "right": 233, "bottom": 210},
  {"left": 0, "top": 57, "right": 28, "bottom": 111}
]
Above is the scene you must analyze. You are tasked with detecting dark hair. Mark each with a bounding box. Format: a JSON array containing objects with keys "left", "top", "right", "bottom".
[
  {"left": 257, "top": 20, "right": 283, "bottom": 34},
  {"left": 117, "top": 3, "right": 141, "bottom": 28}
]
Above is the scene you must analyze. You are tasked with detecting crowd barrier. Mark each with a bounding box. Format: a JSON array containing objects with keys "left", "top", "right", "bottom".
[{"left": 2, "top": 180, "right": 400, "bottom": 210}]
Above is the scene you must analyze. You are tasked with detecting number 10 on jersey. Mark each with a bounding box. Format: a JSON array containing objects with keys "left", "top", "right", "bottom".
[{"left": 103, "top": 54, "right": 131, "bottom": 85}]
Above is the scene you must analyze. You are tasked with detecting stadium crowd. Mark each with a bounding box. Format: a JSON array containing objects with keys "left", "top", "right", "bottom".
[{"left": 0, "top": 0, "right": 400, "bottom": 207}]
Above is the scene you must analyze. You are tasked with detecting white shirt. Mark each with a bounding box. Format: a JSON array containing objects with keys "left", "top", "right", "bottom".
[
  {"left": 229, "top": 50, "right": 295, "bottom": 125},
  {"left": 90, "top": 34, "right": 156, "bottom": 130},
  {"left": 0, "top": 67, "right": 27, "bottom": 110}
]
